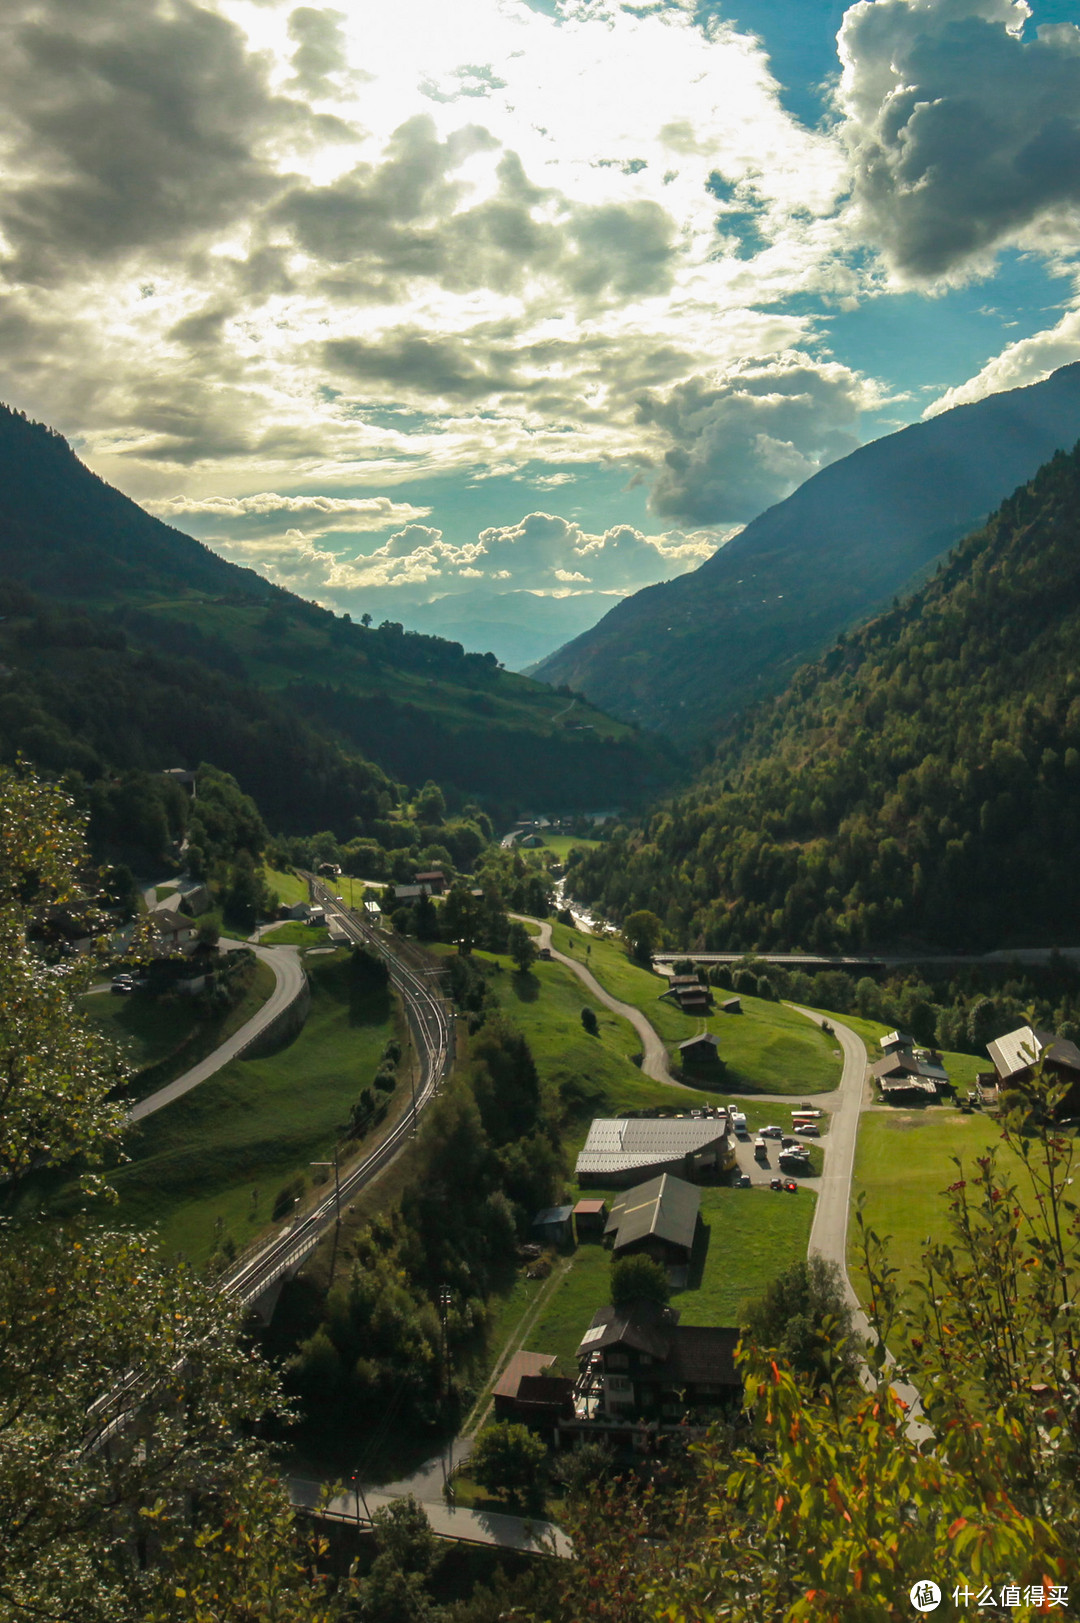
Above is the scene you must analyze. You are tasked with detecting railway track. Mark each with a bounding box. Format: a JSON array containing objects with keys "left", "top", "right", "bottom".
[{"left": 220, "top": 878, "right": 454, "bottom": 1308}]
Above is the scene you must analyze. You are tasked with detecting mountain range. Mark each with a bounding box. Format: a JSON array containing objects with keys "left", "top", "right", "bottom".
[
  {"left": 567, "top": 438, "right": 1080, "bottom": 952},
  {"left": 0, "top": 405, "right": 671, "bottom": 820},
  {"left": 535, "top": 363, "right": 1080, "bottom": 743}
]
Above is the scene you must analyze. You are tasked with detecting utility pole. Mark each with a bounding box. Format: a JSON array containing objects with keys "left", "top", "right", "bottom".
[{"left": 310, "top": 1148, "right": 341, "bottom": 1225}]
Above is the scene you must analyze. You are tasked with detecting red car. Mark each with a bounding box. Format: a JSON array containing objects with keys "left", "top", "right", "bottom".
[{"left": 785, "top": 1180, "right": 798, "bottom": 1193}]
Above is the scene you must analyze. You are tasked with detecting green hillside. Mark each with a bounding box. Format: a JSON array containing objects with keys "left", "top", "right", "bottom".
[
  {"left": 568, "top": 440, "right": 1080, "bottom": 951},
  {"left": 0, "top": 404, "right": 672, "bottom": 814}
]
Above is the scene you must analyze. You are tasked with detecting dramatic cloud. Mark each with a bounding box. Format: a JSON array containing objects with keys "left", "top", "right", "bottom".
[
  {"left": 0, "top": 0, "right": 318, "bottom": 283},
  {"left": 638, "top": 355, "right": 874, "bottom": 527},
  {"left": 925, "top": 293, "right": 1080, "bottom": 414},
  {"left": 146, "top": 490, "right": 431, "bottom": 537},
  {"left": 838, "top": 0, "right": 1080, "bottom": 281},
  {"left": 474, "top": 512, "right": 715, "bottom": 593},
  {"left": 0, "top": 0, "right": 1071, "bottom": 632}
]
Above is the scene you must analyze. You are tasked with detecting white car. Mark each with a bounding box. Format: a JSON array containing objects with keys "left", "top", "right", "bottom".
[{"left": 761, "top": 1125, "right": 784, "bottom": 1138}]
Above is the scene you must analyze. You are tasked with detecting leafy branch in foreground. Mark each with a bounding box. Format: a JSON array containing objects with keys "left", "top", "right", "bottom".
[{"left": 0, "top": 766, "right": 341, "bottom": 1621}]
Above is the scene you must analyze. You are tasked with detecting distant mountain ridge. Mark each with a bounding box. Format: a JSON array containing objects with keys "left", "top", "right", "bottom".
[
  {"left": 0, "top": 406, "right": 277, "bottom": 605},
  {"left": 566, "top": 438, "right": 1080, "bottom": 951},
  {"left": 535, "top": 363, "right": 1080, "bottom": 741},
  {"left": 0, "top": 404, "right": 673, "bottom": 814}
]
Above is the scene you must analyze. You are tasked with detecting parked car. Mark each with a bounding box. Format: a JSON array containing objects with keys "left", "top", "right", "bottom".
[
  {"left": 737, "top": 1173, "right": 752, "bottom": 1187},
  {"left": 110, "top": 974, "right": 134, "bottom": 995},
  {"left": 785, "top": 1180, "right": 798, "bottom": 1193},
  {"left": 793, "top": 1123, "right": 820, "bottom": 1136},
  {"left": 769, "top": 1176, "right": 783, "bottom": 1190},
  {"left": 731, "top": 1111, "right": 748, "bottom": 1134},
  {"left": 761, "top": 1125, "right": 783, "bottom": 1139},
  {"left": 754, "top": 1138, "right": 769, "bottom": 1160}
]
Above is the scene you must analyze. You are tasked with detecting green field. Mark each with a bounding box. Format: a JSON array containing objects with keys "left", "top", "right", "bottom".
[
  {"left": 80, "top": 959, "right": 276, "bottom": 1089},
  {"left": 525, "top": 1187, "right": 814, "bottom": 1374},
  {"left": 849, "top": 1108, "right": 1004, "bottom": 1295},
  {"left": 435, "top": 944, "right": 722, "bottom": 1129},
  {"left": 258, "top": 922, "right": 331, "bottom": 947},
  {"left": 263, "top": 865, "right": 309, "bottom": 907},
  {"left": 547, "top": 927, "right": 841, "bottom": 1096},
  {"left": 539, "top": 834, "right": 602, "bottom": 861},
  {"left": 89, "top": 952, "right": 401, "bottom": 1265}
]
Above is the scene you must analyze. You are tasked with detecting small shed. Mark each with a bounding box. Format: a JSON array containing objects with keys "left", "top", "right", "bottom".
[
  {"left": 720, "top": 997, "right": 742, "bottom": 1014},
  {"left": 676, "top": 985, "right": 711, "bottom": 1011},
  {"left": 573, "top": 1198, "right": 608, "bottom": 1237},
  {"left": 493, "top": 1352, "right": 572, "bottom": 1428},
  {"left": 414, "top": 870, "right": 446, "bottom": 894},
  {"left": 532, "top": 1205, "right": 574, "bottom": 1246},
  {"left": 281, "top": 902, "right": 311, "bottom": 922},
  {"left": 679, "top": 1031, "right": 720, "bottom": 1066}
]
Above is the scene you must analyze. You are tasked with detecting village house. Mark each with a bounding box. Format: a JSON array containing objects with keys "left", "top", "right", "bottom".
[
  {"left": 572, "top": 1300, "right": 741, "bottom": 1425},
  {"left": 871, "top": 1041, "right": 950, "bottom": 1100},
  {"left": 981, "top": 1025, "right": 1080, "bottom": 1116},
  {"left": 603, "top": 1174, "right": 700, "bottom": 1267},
  {"left": 492, "top": 1351, "right": 573, "bottom": 1432},
  {"left": 147, "top": 908, "right": 197, "bottom": 955},
  {"left": 414, "top": 870, "right": 447, "bottom": 894}
]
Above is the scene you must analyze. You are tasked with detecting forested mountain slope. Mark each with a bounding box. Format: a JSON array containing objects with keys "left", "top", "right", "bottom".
[
  {"left": 536, "top": 363, "right": 1080, "bottom": 743},
  {"left": 0, "top": 405, "right": 671, "bottom": 811},
  {"left": 567, "top": 441, "right": 1080, "bottom": 952}
]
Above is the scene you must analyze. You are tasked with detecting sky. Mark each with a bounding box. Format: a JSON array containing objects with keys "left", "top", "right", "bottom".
[{"left": 2, "top": 0, "right": 1080, "bottom": 666}]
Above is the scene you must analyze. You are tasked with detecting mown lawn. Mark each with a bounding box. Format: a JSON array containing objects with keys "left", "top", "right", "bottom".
[
  {"left": 258, "top": 922, "right": 331, "bottom": 947},
  {"left": 88, "top": 952, "right": 401, "bottom": 1266},
  {"left": 849, "top": 1108, "right": 1005, "bottom": 1295},
  {"left": 525, "top": 1187, "right": 814, "bottom": 1374}
]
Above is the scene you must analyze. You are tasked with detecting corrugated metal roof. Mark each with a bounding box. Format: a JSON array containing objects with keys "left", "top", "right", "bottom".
[{"left": 574, "top": 1116, "right": 729, "bottom": 1178}]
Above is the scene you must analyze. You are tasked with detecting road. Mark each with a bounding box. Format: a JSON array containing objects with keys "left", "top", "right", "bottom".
[
  {"left": 127, "top": 941, "right": 306, "bottom": 1123},
  {"left": 289, "top": 1476, "right": 571, "bottom": 1557}
]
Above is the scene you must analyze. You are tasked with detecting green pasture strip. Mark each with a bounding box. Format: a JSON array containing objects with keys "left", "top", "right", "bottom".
[
  {"left": 539, "top": 835, "right": 601, "bottom": 861},
  {"left": 258, "top": 922, "right": 331, "bottom": 947}
]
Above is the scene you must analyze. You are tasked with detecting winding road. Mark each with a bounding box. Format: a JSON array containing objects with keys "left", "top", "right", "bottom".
[
  {"left": 525, "top": 917, "right": 682, "bottom": 1085},
  {"left": 127, "top": 940, "right": 307, "bottom": 1123}
]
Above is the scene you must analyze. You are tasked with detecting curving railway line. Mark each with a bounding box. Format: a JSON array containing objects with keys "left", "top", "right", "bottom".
[{"left": 220, "top": 877, "right": 454, "bottom": 1310}]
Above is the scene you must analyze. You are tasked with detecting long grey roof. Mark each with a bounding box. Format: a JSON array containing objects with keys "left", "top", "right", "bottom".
[
  {"left": 605, "top": 1173, "right": 700, "bottom": 1252},
  {"left": 575, "top": 1116, "right": 728, "bottom": 1177}
]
